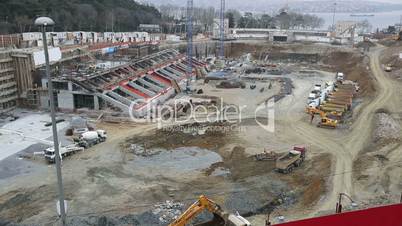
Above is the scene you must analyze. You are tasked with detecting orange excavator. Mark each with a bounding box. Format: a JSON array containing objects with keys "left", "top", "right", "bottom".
[
  {"left": 306, "top": 107, "right": 342, "bottom": 119},
  {"left": 169, "top": 195, "right": 250, "bottom": 226},
  {"left": 306, "top": 107, "right": 338, "bottom": 128}
]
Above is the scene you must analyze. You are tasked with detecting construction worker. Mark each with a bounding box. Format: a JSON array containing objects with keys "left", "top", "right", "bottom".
[{"left": 310, "top": 112, "right": 315, "bottom": 123}]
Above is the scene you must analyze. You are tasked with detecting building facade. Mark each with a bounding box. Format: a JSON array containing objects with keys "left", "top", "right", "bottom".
[{"left": 0, "top": 50, "right": 18, "bottom": 113}]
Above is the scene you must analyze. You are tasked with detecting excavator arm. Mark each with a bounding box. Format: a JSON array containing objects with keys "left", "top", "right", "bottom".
[
  {"left": 169, "top": 195, "right": 250, "bottom": 226},
  {"left": 169, "top": 195, "right": 223, "bottom": 226}
]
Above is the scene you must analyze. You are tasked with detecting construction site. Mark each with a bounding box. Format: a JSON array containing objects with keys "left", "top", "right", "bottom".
[{"left": 1, "top": 1, "right": 402, "bottom": 226}]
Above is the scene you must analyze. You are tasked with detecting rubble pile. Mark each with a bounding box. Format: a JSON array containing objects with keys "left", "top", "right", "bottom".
[
  {"left": 152, "top": 200, "right": 184, "bottom": 223},
  {"left": 130, "top": 144, "right": 161, "bottom": 157},
  {"left": 216, "top": 79, "right": 246, "bottom": 89},
  {"left": 373, "top": 113, "right": 401, "bottom": 143}
]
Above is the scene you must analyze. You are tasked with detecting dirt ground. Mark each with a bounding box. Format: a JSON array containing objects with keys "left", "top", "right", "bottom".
[{"left": 1, "top": 42, "right": 401, "bottom": 226}]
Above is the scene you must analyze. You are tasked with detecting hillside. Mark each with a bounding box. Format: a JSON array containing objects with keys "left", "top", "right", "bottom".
[
  {"left": 145, "top": 0, "right": 402, "bottom": 13},
  {"left": 0, "top": 0, "right": 161, "bottom": 34}
]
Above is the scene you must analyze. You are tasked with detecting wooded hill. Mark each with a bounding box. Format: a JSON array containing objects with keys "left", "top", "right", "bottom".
[{"left": 0, "top": 0, "right": 161, "bottom": 34}]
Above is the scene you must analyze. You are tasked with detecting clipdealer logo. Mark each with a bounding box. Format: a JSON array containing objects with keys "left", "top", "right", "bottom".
[{"left": 128, "top": 98, "right": 275, "bottom": 133}]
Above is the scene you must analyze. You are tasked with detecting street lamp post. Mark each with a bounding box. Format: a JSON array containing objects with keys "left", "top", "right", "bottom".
[
  {"left": 34, "top": 17, "right": 67, "bottom": 226},
  {"left": 336, "top": 193, "right": 357, "bottom": 213}
]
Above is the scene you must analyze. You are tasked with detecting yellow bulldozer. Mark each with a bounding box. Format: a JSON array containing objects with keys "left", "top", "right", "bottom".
[{"left": 169, "top": 195, "right": 250, "bottom": 226}]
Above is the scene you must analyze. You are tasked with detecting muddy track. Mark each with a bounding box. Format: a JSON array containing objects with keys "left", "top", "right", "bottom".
[{"left": 280, "top": 46, "right": 396, "bottom": 215}]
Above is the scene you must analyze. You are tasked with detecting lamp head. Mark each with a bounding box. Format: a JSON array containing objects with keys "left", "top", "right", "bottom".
[{"left": 34, "top": 17, "right": 55, "bottom": 27}]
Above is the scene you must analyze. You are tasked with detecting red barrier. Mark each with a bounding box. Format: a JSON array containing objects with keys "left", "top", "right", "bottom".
[{"left": 275, "top": 204, "right": 402, "bottom": 226}]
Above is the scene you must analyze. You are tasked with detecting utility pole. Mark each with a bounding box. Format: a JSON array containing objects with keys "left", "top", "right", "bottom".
[
  {"left": 111, "top": 9, "right": 115, "bottom": 33},
  {"left": 186, "top": 0, "right": 193, "bottom": 91},
  {"left": 34, "top": 17, "right": 66, "bottom": 226},
  {"left": 220, "top": 0, "right": 226, "bottom": 59}
]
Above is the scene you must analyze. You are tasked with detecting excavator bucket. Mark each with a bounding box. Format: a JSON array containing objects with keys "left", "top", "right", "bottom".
[{"left": 194, "top": 213, "right": 226, "bottom": 226}]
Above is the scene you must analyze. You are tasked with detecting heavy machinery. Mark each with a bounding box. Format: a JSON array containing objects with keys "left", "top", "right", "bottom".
[
  {"left": 385, "top": 64, "right": 393, "bottom": 72},
  {"left": 254, "top": 149, "right": 278, "bottom": 161},
  {"left": 275, "top": 146, "right": 306, "bottom": 174},
  {"left": 306, "top": 107, "right": 342, "bottom": 119},
  {"left": 307, "top": 108, "right": 338, "bottom": 128},
  {"left": 75, "top": 130, "right": 107, "bottom": 148},
  {"left": 318, "top": 114, "right": 338, "bottom": 128},
  {"left": 44, "top": 144, "right": 84, "bottom": 163},
  {"left": 169, "top": 195, "right": 250, "bottom": 226}
]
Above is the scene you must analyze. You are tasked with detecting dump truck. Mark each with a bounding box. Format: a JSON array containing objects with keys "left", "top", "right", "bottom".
[
  {"left": 275, "top": 146, "right": 306, "bottom": 173},
  {"left": 76, "top": 130, "right": 107, "bottom": 148},
  {"left": 322, "top": 103, "right": 348, "bottom": 111},
  {"left": 328, "top": 93, "right": 354, "bottom": 99},
  {"left": 44, "top": 144, "right": 85, "bottom": 163},
  {"left": 385, "top": 64, "right": 392, "bottom": 72},
  {"left": 327, "top": 99, "right": 352, "bottom": 107},
  {"left": 320, "top": 105, "right": 346, "bottom": 114}
]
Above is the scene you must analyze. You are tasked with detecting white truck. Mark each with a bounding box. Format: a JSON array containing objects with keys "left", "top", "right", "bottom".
[
  {"left": 44, "top": 144, "right": 85, "bottom": 163},
  {"left": 308, "top": 98, "right": 320, "bottom": 108},
  {"left": 313, "top": 84, "right": 322, "bottom": 92},
  {"left": 76, "top": 130, "right": 107, "bottom": 148},
  {"left": 336, "top": 72, "right": 344, "bottom": 82},
  {"left": 307, "top": 92, "right": 320, "bottom": 104},
  {"left": 325, "top": 81, "right": 335, "bottom": 90}
]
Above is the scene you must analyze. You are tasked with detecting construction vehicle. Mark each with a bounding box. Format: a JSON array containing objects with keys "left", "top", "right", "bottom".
[
  {"left": 307, "top": 92, "right": 320, "bottom": 104},
  {"left": 318, "top": 117, "right": 338, "bottom": 129},
  {"left": 311, "top": 108, "right": 338, "bottom": 128},
  {"left": 320, "top": 106, "right": 346, "bottom": 115},
  {"left": 306, "top": 107, "right": 342, "bottom": 119},
  {"left": 254, "top": 149, "right": 278, "bottom": 161},
  {"left": 75, "top": 130, "right": 107, "bottom": 148},
  {"left": 44, "top": 144, "right": 85, "bottom": 163},
  {"left": 385, "top": 64, "right": 393, "bottom": 72},
  {"left": 326, "top": 101, "right": 351, "bottom": 111},
  {"left": 275, "top": 146, "right": 306, "bottom": 174},
  {"left": 336, "top": 72, "right": 344, "bottom": 82},
  {"left": 322, "top": 103, "right": 348, "bottom": 112},
  {"left": 313, "top": 84, "right": 322, "bottom": 92},
  {"left": 169, "top": 195, "right": 251, "bottom": 226}
]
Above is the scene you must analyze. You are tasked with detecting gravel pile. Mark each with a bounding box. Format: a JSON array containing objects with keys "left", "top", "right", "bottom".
[
  {"left": 373, "top": 113, "right": 401, "bottom": 143},
  {"left": 152, "top": 200, "right": 184, "bottom": 224},
  {"left": 130, "top": 144, "right": 161, "bottom": 157}
]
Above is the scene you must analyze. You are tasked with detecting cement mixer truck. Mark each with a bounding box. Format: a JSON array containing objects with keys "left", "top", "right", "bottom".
[{"left": 76, "top": 130, "right": 107, "bottom": 148}]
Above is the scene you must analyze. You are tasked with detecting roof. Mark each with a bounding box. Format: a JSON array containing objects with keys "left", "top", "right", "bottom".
[{"left": 276, "top": 203, "right": 402, "bottom": 226}]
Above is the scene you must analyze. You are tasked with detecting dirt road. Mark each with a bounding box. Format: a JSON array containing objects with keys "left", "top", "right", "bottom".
[{"left": 274, "top": 45, "right": 396, "bottom": 219}]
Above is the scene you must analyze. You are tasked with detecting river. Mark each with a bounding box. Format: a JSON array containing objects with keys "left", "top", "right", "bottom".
[{"left": 311, "top": 10, "right": 402, "bottom": 31}]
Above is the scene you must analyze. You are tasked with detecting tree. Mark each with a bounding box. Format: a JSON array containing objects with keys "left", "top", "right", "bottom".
[
  {"left": 276, "top": 11, "right": 291, "bottom": 29},
  {"left": 260, "top": 14, "right": 273, "bottom": 28},
  {"left": 0, "top": 0, "right": 162, "bottom": 34},
  {"left": 226, "top": 12, "right": 235, "bottom": 28},
  {"left": 226, "top": 9, "right": 241, "bottom": 28}
]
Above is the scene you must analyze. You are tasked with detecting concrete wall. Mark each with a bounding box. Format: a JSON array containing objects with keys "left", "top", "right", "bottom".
[{"left": 57, "top": 91, "right": 74, "bottom": 110}]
